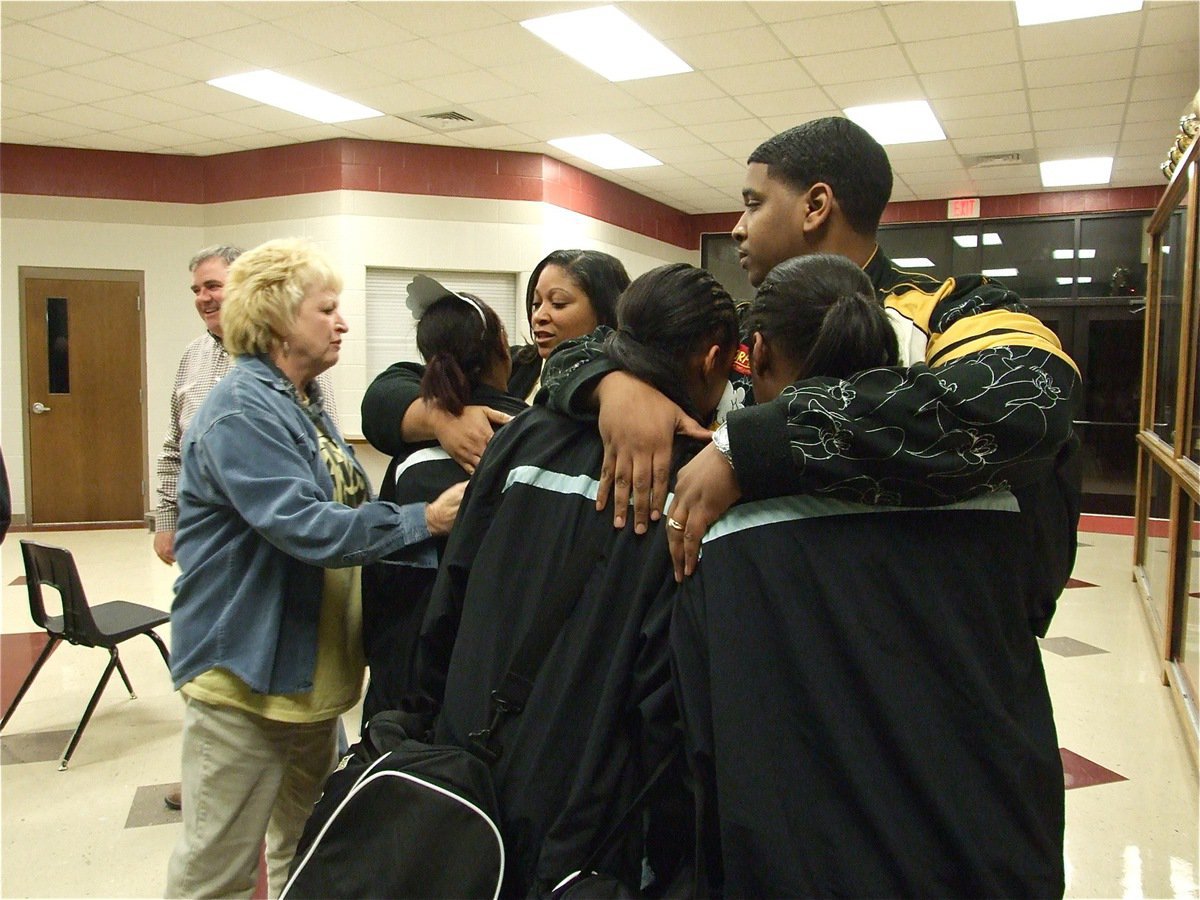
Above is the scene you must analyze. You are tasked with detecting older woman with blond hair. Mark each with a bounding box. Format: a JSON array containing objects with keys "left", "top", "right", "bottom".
[{"left": 165, "top": 238, "right": 465, "bottom": 899}]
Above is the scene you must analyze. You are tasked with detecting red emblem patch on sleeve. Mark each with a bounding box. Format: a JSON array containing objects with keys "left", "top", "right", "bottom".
[{"left": 732, "top": 344, "right": 751, "bottom": 376}]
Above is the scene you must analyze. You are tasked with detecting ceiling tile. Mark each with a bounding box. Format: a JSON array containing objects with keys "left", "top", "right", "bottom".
[
  {"left": 410, "top": 69, "right": 526, "bottom": 105},
  {"left": 704, "top": 59, "right": 814, "bottom": 95},
  {"left": 1, "top": 2, "right": 88, "bottom": 23},
  {"left": 670, "top": 25, "right": 791, "bottom": 69},
  {"left": 32, "top": 3, "right": 179, "bottom": 53},
  {"left": 658, "top": 96, "right": 752, "bottom": 128},
  {"left": 65, "top": 55, "right": 191, "bottom": 93},
  {"left": 1124, "top": 97, "right": 1195, "bottom": 125},
  {"left": 686, "top": 117, "right": 774, "bottom": 145},
  {"left": 576, "top": 106, "right": 677, "bottom": 133},
  {"left": 1135, "top": 42, "right": 1200, "bottom": 79},
  {"left": 1018, "top": 13, "right": 1142, "bottom": 60},
  {"left": 166, "top": 114, "right": 262, "bottom": 141},
  {"left": 951, "top": 132, "right": 1034, "bottom": 156},
  {"left": 620, "top": 72, "right": 726, "bottom": 105},
  {"left": 905, "top": 29, "right": 1020, "bottom": 74},
  {"left": 1142, "top": 1, "right": 1200, "bottom": 45},
  {"left": 0, "top": 82, "right": 74, "bottom": 114},
  {"left": 347, "top": 39, "right": 477, "bottom": 82},
  {"left": 1025, "top": 49, "right": 1136, "bottom": 88},
  {"left": 739, "top": 86, "right": 835, "bottom": 119},
  {"left": 125, "top": 40, "right": 251, "bottom": 82},
  {"left": 271, "top": 5, "right": 417, "bottom": 53},
  {"left": 428, "top": 22, "right": 553, "bottom": 68},
  {"left": 823, "top": 75, "right": 927, "bottom": 109},
  {"left": 943, "top": 113, "right": 1031, "bottom": 140},
  {"left": 192, "top": 22, "right": 338, "bottom": 69},
  {"left": 104, "top": 1, "right": 262, "bottom": 38},
  {"left": 620, "top": 126, "right": 707, "bottom": 150},
  {"left": 1029, "top": 81, "right": 1130, "bottom": 113},
  {"left": 92, "top": 91, "right": 202, "bottom": 123},
  {"left": 801, "top": 44, "right": 913, "bottom": 86},
  {"left": 624, "top": 2, "right": 764, "bottom": 39},
  {"left": 920, "top": 63, "right": 1024, "bottom": 98},
  {"left": 883, "top": 1, "right": 1013, "bottom": 42},
  {"left": 40, "top": 102, "right": 147, "bottom": 133},
  {"left": 56, "top": 131, "right": 171, "bottom": 152},
  {"left": 490, "top": 56, "right": 606, "bottom": 94},
  {"left": 750, "top": 2, "right": 878, "bottom": 24},
  {"left": 7, "top": 68, "right": 129, "bottom": 103},
  {"left": 771, "top": 7, "right": 897, "bottom": 55},
  {"left": 0, "top": 54, "right": 47, "bottom": 79},
  {"left": 1, "top": 22, "right": 112, "bottom": 66},
  {"left": 351, "top": 83, "right": 458, "bottom": 116},
  {"left": 653, "top": 142, "right": 731, "bottom": 164},
  {"left": 338, "top": 115, "right": 439, "bottom": 143},
  {"left": 1032, "top": 104, "right": 1126, "bottom": 131},
  {"left": 4, "top": 111, "right": 92, "bottom": 140},
  {"left": 933, "top": 90, "right": 1029, "bottom": 120},
  {"left": 1035, "top": 126, "right": 1122, "bottom": 151},
  {"left": 1130, "top": 73, "right": 1198, "bottom": 103},
  {"left": 370, "top": 2, "right": 510, "bottom": 36}
]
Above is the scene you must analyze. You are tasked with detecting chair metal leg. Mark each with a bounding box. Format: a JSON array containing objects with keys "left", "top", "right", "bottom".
[
  {"left": 0, "top": 635, "right": 61, "bottom": 731},
  {"left": 113, "top": 653, "right": 136, "bottom": 699},
  {"left": 59, "top": 649, "right": 118, "bottom": 771},
  {"left": 145, "top": 629, "right": 170, "bottom": 667}
]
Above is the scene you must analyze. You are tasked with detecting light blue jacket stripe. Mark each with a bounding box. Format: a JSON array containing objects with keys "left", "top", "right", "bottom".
[
  {"left": 502, "top": 464, "right": 679, "bottom": 512},
  {"left": 704, "top": 491, "right": 1021, "bottom": 544}
]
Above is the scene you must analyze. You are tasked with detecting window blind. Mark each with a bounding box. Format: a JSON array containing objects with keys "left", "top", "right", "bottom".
[{"left": 365, "top": 268, "right": 520, "bottom": 380}]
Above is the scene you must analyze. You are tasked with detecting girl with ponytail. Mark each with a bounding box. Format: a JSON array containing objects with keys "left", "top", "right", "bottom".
[
  {"left": 362, "top": 282, "right": 528, "bottom": 721},
  {"left": 742, "top": 252, "right": 898, "bottom": 403}
]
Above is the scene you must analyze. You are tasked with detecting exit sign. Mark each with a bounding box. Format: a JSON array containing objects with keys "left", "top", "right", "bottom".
[{"left": 948, "top": 197, "right": 981, "bottom": 219}]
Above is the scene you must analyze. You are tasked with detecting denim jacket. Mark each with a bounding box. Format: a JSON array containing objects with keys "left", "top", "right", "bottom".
[{"left": 170, "top": 355, "right": 435, "bottom": 695}]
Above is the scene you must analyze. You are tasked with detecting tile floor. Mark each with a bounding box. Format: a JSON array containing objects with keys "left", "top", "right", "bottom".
[{"left": 1, "top": 522, "right": 1197, "bottom": 898}]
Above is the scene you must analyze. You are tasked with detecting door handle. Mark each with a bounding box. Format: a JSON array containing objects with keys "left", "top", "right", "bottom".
[{"left": 31, "top": 401, "right": 51, "bottom": 414}]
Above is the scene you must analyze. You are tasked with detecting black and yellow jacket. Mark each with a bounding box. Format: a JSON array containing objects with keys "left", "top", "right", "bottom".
[{"left": 542, "top": 246, "right": 1080, "bottom": 508}]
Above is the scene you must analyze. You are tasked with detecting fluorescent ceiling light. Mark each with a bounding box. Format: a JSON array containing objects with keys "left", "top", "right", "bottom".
[
  {"left": 521, "top": 6, "right": 691, "bottom": 82},
  {"left": 983, "top": 268, "right": 1019, "bottom": 278},
  {"left": 1052, "top": 248, "right": 1098, "bottom": 260},
  {"left": 1015, "top": 0, "right": 1142, "bottom": 27},
  {"left": 1040, "top": 157, "right": 1113, "bottom": 187},
  {"left": 843, "top": 100, "right": 946, "bottom": 145},
  {"left": 208, "top": 70, "right": 382, "bottom": 124},
  {"left": 954, "top": 232, "right": 1001, "bottom": 248},
  {"left": 549, "top": 134, "right": 662, "bottom": 170},
  {"left": 892, "top": 257, "right": 936, "bottom": 268},
  {"left": 1057, "top": 276, "right": 1095, "bottom": 285}
]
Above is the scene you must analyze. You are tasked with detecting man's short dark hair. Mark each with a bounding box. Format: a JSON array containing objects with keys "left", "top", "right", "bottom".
[{"left": 748, "top": 117, "right": 893, "bottom": 236}]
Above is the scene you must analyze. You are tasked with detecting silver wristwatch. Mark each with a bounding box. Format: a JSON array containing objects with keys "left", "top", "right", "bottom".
[{"left": 712, "top": 422, "right": 735, "bottom": 471}]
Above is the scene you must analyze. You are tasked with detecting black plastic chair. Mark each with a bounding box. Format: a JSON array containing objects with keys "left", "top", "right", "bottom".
[{"left": 1, "top": 540, "right": 171, "bottom": 770}]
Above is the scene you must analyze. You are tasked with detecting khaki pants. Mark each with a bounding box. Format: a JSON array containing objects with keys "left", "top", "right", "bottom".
[{"left": 165, "top": 697, "right": 338, "bottom": 899}]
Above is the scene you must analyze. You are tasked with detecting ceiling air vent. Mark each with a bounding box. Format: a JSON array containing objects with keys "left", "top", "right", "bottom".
[
  {"left": 969, "top": 151, "right": 1026, "bottom": 168},
  {"left": 398, "top": 106, "right": 497, "bottom": 132}
]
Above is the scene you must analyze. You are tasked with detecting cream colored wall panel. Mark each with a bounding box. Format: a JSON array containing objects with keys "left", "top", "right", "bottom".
[{"left": 2, "top": 190, "right": 694, "bottom": 515}]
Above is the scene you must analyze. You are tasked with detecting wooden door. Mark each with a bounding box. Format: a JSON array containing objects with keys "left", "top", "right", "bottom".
[{"left": 23, "top": 276, "right": 145, "bottom": 524}]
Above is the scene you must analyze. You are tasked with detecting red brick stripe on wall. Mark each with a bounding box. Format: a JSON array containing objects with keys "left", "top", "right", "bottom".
[
  {"left": 2, "top": 139, "right": 696, "bottom": 249},
  {"left": 0, "top": 140, "right": 1167, "bottom": 250}
]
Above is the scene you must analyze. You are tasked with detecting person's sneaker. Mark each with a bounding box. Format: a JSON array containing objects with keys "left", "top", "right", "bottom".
[{"left": 164, "top": 788, "right": 182, "bottom": 811}]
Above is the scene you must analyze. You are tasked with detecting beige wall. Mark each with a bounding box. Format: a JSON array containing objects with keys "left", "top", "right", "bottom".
[{"left": 1, "top": 190, "right": 695, "bottom": 520}]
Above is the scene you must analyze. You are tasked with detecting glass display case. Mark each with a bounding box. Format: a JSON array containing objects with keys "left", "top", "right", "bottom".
[{"left": 1134, "top": 107, "right": 1199, "bottom": 754}]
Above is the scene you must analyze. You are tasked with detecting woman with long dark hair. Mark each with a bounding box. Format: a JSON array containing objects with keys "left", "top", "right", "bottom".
[{"left": 361, "top": 249, "right": 629, "bottom": 472}]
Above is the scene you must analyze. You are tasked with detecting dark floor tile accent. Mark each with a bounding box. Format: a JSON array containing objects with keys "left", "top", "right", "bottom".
[
  {"left": 1, "top": 729, "right": 73, "bottom": 765},
  {"left": 1066, "top": 577, "right": 1098, "bottom": 589},
  {"left": 10, "top": 575, "right": 26, "bottom": 585},
  {"left": 1040, "top": 636, "right": 1109, "bottom": 657},
  {"left": 1, "top": 632, "right": 57, "bottom": 717},
  {"left": 126, "top": 782, "right": 183, "bottom": 828},
  {"left": 1060, "top": 747, "right": 1128, "bottom": 790}
]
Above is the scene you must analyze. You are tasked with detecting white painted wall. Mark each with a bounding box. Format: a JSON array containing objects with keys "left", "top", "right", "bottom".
[{"left": 1, "top": 190, "right": 695, "bottom": 520}]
